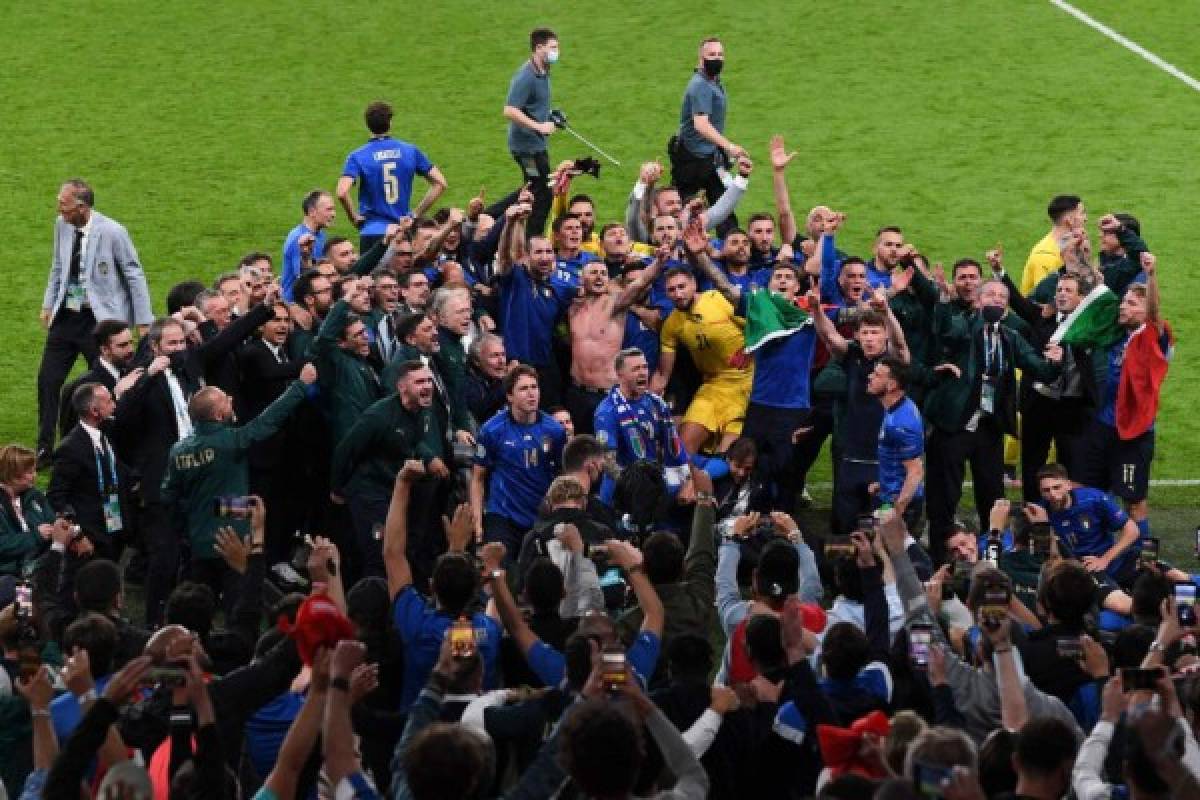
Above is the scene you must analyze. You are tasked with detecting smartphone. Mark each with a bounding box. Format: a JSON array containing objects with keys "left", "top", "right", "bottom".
[
  {"left": 984, "top": 535, "right": 1002, "bottom": 564},
  {"left": 824, "top": 535, "right": 856, "bottom": 559},
  {"left": 15, "top": 583, "right": 32, "bottom": 622},
  {"left": 601, "top": 647, "right": 627, "bottom": 691},
  {"left": 1122, "top": 666, "right": 1164, "bottom": 692},
  {"left": 144, "top": 666, "right": 188, "bottom": 688},
  {"left": 913, "top": 760, "right": 951, "bottom": 799},
  {"left": 979, "top": 577, "right": 1010, "bottom": 630},
  {"left": 1056, "top": 637, "right": 1083, "bottom": 661},
  {"left": 213, "top": 496, "right": 252, "bottom": 519},
  {"left": 910, "top": 623, "right": 933, "bottom": 669},
  {"left": 449, "top": 618, "right": 476, "bottom": 659},
  {"left": 586, "top": 543, "right": 609, "bottom": 560},
  {"left": 1176, "top": 583, "right": 1198, "bottom": 627},
  {"left": 1031, "top": 529, "right": 1053, "bottom": 557},
  {"left": 1140, "top": 537, "right": 1161, "bottom": 567}
]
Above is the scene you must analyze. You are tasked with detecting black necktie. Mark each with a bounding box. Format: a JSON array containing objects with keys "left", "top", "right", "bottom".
[
  {"left": 68, "top": 229, "right": 83, "bottom": 285},
  {"left": 98, "top": 438, "right": 117, "bottom": 492}
]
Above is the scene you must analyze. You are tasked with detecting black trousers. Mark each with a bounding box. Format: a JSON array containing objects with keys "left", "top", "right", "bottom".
[
  {"left": 564, "top": 383, "right": 606, "bottom": 436},
  {"left": 926, "top": 418, "right": 1006, "bottom": 566},
  {"left": 833, "top": 459, "right": 878, "bottom": 536},
  {"left": 1020, "top": 393, "right": 1085, "bottom": 503},
  {"left": 668, "top": 144, "right": 737, "bottom": 236},
  {"left": 346, "top": 484, "right": 391, "bottom": 580},
  {"left": 37, "top": 307, "right": 97, "bottom": 453},
  {"left": 360, "top": 233, "right": 384, "bottom": 253},
  {"left": 190, "top": 557, "right": 241, "bottom": 620},
  {"left": 486, "top": 151, "right": 553, "bottom": 236},
  {"left": 742, "top": 403, "right": 813, "bottom": 513},
  {"left": 142, "top": 501, "right": 181, "bottom": 627},
  {"left": 534, "top": 360, "right": 564, "bottom": 410}
]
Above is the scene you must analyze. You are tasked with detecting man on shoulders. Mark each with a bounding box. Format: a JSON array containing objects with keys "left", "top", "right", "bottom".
[
  {"left": 501, "top": 27, "right": 560, "bottom": 234},
  {"left": 669, "top": 37, "right": 743, "bottom": 235},
  {"left": 337, "top": 100, "right": 447, "bottom": 252},
  {"left": 38, "top": 180, "right": 153, "bottom": 465},
  {"left": 281, "top": 190, "right": 336, "bottom": 301}
]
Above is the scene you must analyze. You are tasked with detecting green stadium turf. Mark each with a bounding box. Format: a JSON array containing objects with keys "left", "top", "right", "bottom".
[{"left": 3, "top": 0, "right": 1197, "bottom": 557}]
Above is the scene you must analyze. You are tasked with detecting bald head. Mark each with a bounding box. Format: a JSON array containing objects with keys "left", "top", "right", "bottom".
[{"left": 188, "top": 387, "right": 229, "bottom": 423}]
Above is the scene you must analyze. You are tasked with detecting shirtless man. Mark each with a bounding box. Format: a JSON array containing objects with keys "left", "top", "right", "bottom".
[{"left": 564, "top": 244, "right": 666, "bottom": 434}]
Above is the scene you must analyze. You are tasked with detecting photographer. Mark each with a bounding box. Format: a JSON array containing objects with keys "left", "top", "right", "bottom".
[{"left": 470, "top": 366, "right": 567, "bottom": 554}]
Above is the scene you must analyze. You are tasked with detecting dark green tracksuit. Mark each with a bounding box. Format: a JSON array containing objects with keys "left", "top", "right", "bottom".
[
  {"left": 329, "top": 393, "right": 442, "bottom": 574},
  {"left": 308, "top": 299, "right": 384, "bottom": 444},
  {"left": 924, "top": 302, "right": 1060, "bottom": 552},
  {"left": 161, "top": 381, "right": 308, "bottom": 561}
]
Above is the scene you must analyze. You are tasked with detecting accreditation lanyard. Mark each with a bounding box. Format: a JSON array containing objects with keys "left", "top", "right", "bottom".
[
  {"left": 982, "top": 326, "right": 1004, "bottom": 379},
  {"left": 94, "top": 442, "right": 118, "bottom": 494}
]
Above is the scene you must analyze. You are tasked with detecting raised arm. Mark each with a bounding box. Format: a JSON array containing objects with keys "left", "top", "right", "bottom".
[
  {"left": 806, "top": 287, "right": 849, "bottom": 358},
  {"left": 383, "top": 462, "right": 424, "bottom": 598},
  {"left": 612, "top": 247, "right": 665, "bottom": 314},
  {"left": 607, "top": 540, "right": 663, "bottom": 638},
  {"left": 769, "top": 135, "right": 799, "bottom": 245},
  {"left": 876, "top": 290, "right": 911, "bottom": 365},
  {"left": 1142, "top": 253, "right": 1162, "bottom": 328},
  {"left": 703, "top": 156, "right": 750, "bottom": 233},
  {"left": 682, "top": 217, "right": 740, "bottom": 307},
  {"left": 489, "top": 566, "right": 541, "bottom": 657}
]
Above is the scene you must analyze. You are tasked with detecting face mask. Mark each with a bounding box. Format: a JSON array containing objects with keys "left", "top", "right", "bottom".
[
  {"left": 981, "top": 305, "right": 1005, "bottom": 324},
  {"left": 703, "top": 58, "right": 724, "bottom": 78},
  {"left": 168, "top": 351, "right": 189, "bottom": 372},
  {"left": 545, "top": 48, "right": 559, "bottom": 65}
]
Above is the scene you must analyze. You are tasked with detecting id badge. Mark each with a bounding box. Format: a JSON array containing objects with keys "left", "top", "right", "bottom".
[
  {"left": 65, "top": 283, "right": 85, "bottom": 312},
  {"left": 103, "top": 494, "right": 123, "bottom": 534},
  {"left": 980, "top": 381, "right": 995, "bottom": 415}
]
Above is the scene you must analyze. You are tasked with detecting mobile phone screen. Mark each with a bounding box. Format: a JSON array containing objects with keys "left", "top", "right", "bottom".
[
  {"left": 1176, "top": 583, "right": 1197, "bottom": 627},
  {"left": 910, "top": 625, "right": 932, "bottom": 668}
]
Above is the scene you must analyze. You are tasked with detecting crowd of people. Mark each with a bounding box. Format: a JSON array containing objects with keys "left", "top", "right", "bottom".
[{"left": 1, "top": 26, "right": 1190, "bottom": 800}]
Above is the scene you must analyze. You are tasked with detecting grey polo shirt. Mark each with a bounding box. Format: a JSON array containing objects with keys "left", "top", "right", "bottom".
[
  {"left": 678, "top": 69, "right": 726, "bottom": 157},
  {"left": 505, "top": 60, "right": 551, "bottom": 154}
]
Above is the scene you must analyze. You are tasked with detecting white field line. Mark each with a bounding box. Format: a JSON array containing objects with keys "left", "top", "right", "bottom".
[
  {"left": 803, "top": 479, "right": 1200, "bottom": 490},
  {"left": 1049, "top": 0, "right": 1200, "bottom": 93}
]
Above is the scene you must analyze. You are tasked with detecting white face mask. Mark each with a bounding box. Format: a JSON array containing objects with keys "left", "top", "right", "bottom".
[{"left": 545, "top": 48, "right": 560, "bottom": 65}]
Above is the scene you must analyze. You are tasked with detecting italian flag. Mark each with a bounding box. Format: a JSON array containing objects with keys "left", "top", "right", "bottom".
[
  {"left": 743, "top": 289, "right": 812, "bottom": 353},
  {"left": 1116, "top": 324, "right": 1170, "bottom": 440},
  {"left": 1048, "top": 283, "right": 1122, "bottom": 349}
]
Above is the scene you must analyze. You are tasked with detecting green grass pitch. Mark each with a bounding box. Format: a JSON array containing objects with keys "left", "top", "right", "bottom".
[{"left": 3, "top": 0, "right": 1198, "bottom": 556}]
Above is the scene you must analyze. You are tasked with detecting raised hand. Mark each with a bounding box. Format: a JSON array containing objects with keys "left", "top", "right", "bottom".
[{"left": 769, "top": 134, "right": 797, "bottom": 171}]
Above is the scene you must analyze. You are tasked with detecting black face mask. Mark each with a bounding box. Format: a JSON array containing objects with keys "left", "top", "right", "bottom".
[
  {"left": 981, "top": 305, "right": 1005, "bottom": 324},
  {"left": 703, "top": 58, "right": 724, "bottom": 78},
  {"left": 168, "top": 351, "right": 189, "bottom": 372}
]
